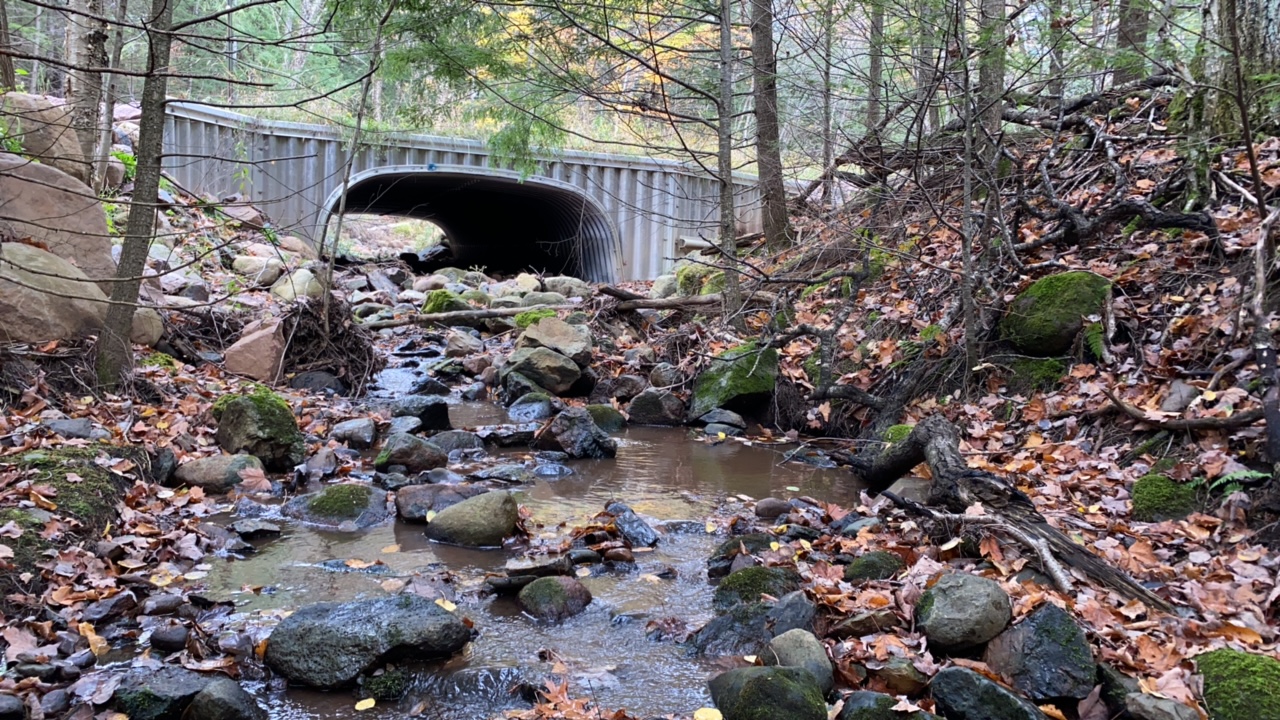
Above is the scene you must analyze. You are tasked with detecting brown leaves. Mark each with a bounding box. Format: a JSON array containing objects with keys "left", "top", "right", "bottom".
[{"left": 236, "top": 467, "right": 272, "bottom": 494}]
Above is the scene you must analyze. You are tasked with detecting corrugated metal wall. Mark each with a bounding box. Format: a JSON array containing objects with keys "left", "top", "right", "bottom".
[{"left": 162, "top": 103, "right": 762, "bottom": 282}]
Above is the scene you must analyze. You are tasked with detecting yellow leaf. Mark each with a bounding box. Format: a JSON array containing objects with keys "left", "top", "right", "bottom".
[
  {"left": 381, "top": 544, "right": 401, "bottom": 554},
  {"left": 742, "top": 655, "right": 758, "bottom": 664},
  {"left": 435, "top": 598, "right": 457, "bottom": 612},
  {"left": 426, "top": 510, "right": 437, "bottom": 522},
  {"left": 718, "top": 432, "right": 727, "bottom": 440},
  {"left": 799, "top": 539, "right": 812, "bottom": 551},
  {"left": 694, "top": 708, "right": 723, "bottom": 720},
  {"left": 79, "top": 622, "right": 108, "bottom": 657},
  {"left": 770, "top": 542, "right": 781, "bottom": 551},
  {"left": 1203, "top": 389, "right": 1218, "bottom": 402},
  {"left": 705, "top": 521, "right": 716, "bottom": 533},
  {"left": 576, "top": 567, "right": 592, "bottom": 577},
  {"left": 1038, "top": 705, "right": 1068, "bottom": 720},
  {"left": 355, "top": 698, "right": 376, "bottom": 711}
]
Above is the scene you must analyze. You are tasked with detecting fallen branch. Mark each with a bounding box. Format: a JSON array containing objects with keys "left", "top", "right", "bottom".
[
  {"left": 613, "top": 292, "right": 778, "bottom": 312},
  {"left": 361, "top": 304, "right": 576, "bottom": 330},
  {"left": 1101, "top": 387, "right": 1264, "bottom": 431}
]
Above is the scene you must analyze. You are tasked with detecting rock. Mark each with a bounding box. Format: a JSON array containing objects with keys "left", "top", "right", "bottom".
[
  {"left": 837, "top": 691, "right": 940, "bottom": 720},
  {"left": 650, "top": 274, "right": 677, "bottom": 299},
  {"left": 390, "top": 395, "right": 452, "bottom": 431},
  {"left": 843, "top": 551, "right": 905, "bottom": 583},
  {"left": 429, "top": 430, "right": 484, "bottom": 453},
  {"left": 690, "top": 342, "right": 779, "bottom": 419},
  {"left": 522, "top": 290, "right": 567, "bottom": 306},
  {"left": 445, "top": 329, "right": 484, "bottom": 357},
  {"left": 150, "top": 624, "right": 191, "bottom": 653},
  {"left": 0, "top": 96, "right": 91, "bottom": 183},
  {"left": 930, "top": 667, "right": 1047, "bottom": 720},
  {"left": 409, "top": 375, "right": 451, "bottom": 395},
  {"left": 473, "top": 423, "right": 541, "bottom": 447},
  {"left": 605, "top": 501, "right": 659, "bottom": 547},
  {"left": 396, "top": 484, "right": 487, "bottom": 522},
  {"left": 423, "top": 289, "right": 470, "bottom": 313},
  {"left": 543, "top": 275, "right": 591, "bottom": 299},
  {"left": 755, "top": 498, "right": 792, "bottom": 518},
  {"left": 1196, "top": 648, "right": 1280, "bottom": 720},
  {"left": 1131, "top": 474, "right": 1196, "bottom": 522},
  {"left": 186, "top": 678, "right": 267, "bottom": 720},
  {"left": 1124, "top": 694, "right": 1200, "bottom": 720},
  {"left": 983, "top": 603, "right": 1094, "bottom": 703},
  {"left": 424, "top": 490, "right": 519, "bottom": 546},
  {"left": 111, "top": 666, "right": 213, "bottom": 720},
  {"left": 534, "top": 407, "right": 617, "bottom": 458},
  {"left": 586, "top": 404, "right": 625, "bottom": 432},
  {"left": 215, "top": 388, "right": 305, "bottom": 471},
  {"left": 503, "top": 347, "right": 581, "bottom": 395},
  {"left": 514, "top": 272, "right": 542, "bottom": 292},
  {"left": 626, "top": 388, "right": 686, "bottom": 425},
  {"left": 517, "top": 576, "right": 593, "bottom": 620},
  {"left": 44, "top": 417, "right": 96, "bottom": 439},
  {"left": 271, "top": 268, "right": 326, "bottom": 302},
  {"left": 130, "top": 307, "right": 164, "bottom": 347},
  {"left": 222, "top": 203, "right": 264, "bottom": 228},
  {"left": 290, "top": 370, "right": 347, "bottom": 396},
  {"left": 141, "top": 594, "right": 185, "bottom": 615},
  {"left": 517, "top": 317, "right": 593, "bottom": 366},
  {"left": 375, "top": 434, "right": 447, "bottom": 473},
  {"left": 231, "top": 255, "right": 285, "bottom": 286},
  {"left": 623, "top": 345, "right": 656, "bottom": 365},
  {"left": 172, "top": 454, "right": 264, "bottom": 492},
  {"left": 691, "top": 591, "right": 816, "bottom": 657},
  {"left": 829, "top": 609, "right": 902, "bottom": 638},
  {"left": 707, "top": 666, "right": 827, "bottom": 720},
  {"left": 504, "top": 371, "right": 554, "bottom": 401},
  {"left": 708, "top": 533, "right": 775, "bottom": 578},
  {"left": 762, "top": 629, "right": 834, "bottom": 695},
  {"left": 41, "top": 688, "right": 71, "bottom": 716},
  {"left": 415, "top": 274, "right": 450, "bottom": 292},
  {"left": 999, "top": 271, "right": 1110, "bottom": 356},
  {"left": 871, "top": 657, "right": 929, "bottom": 696},
  {"left": 82, "top": 590, "right": 136, "bottom": 623},
  {"left": 387, "top": 416, "right": 422, "bottom": 435},
  {"left": 278, "top": 235, "right": 317, "bottom": 259},
  {"left": 468, "top": 463, "right": 532, "bottom": 483},
  {"left": 916, "top": 574, "right": 1011, "bottom": 652},
  {"left": 223, "top": 319, "right": 285, "bottom": 383},
  {"left": 264, "top": 594, "right": 470, "bottom": 688},
  {"left": 714, "top": 567, "right": 802, "bottom": 612},
  {"left": 331, "top": 418, "right": 377, "bottom": 450},
  {"left": 699, "top": 408, "right": 747, "bottom": 428},
  {"left": 649, "top": 361, "right": 684, "bottom": 388},
  {"left": 282, "top": 484, "right": 389, "bottom": 529},
  {"left": 0, "top": 242, "right": 109, "bottom": 343},
  {"left": 509, "top": 392, "right": 558, "bottom": 421}
]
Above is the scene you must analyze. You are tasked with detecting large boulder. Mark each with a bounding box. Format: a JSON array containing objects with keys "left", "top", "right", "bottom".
[
  {"left": 424, "top": 490, "right": 518, "bottom": 547},
  {"left": 374, "top": 434, "right": 447, "bottom": 473},
  {"left": 503, "top": 347, "right": 581, "bottom": 395},
  {"left": 282, "top": 484, "right": 389, "bottom": 529},
  {"left": 110, "top": 666, "right": 212, "bottom": 720},
  {"left": 0, "top": 154, "right": 112, "bottom": 282},
  {"left": 999, "top": 271, "right": 1110, "bottom": 356},
  {"left": 762, "top": 629, "right": 834, "bottom": 696},
  {"left": 185, "top": 678, "right": 267, "bottom": 720},
  {"left": 713, "top": 566, "right": 802, "bottom": 612},
  {"left": 517, "top": 576, "right": 593, "bottom": 621},
  {"left": 0, "top": 242, "right": 108, "bottom": 342},
  {"left": 171, "top": 454, "right": 263, "bottom": 492},
  {"left": 533, "top": 407, "right": 617, "bottom": 458},
  {"left": 516, "top": 317, "right": 593, "bottom": 367},
  {"left": 708, "top": 666, "right": 827, "bottom": 720},
  {"left": 626, "top": 388, "right": 686, "bottom": 425},
  {"left": 930, "top": 667, "right": 1047, "bottom": 720},
  {"left": 214, "top": 388, "right": 306, "bottom": 471},
  {"left": 0, "top": 95, "right": 90, "bottom": 183},
  {"left": 690, "top": 342, "right": 779, "bottom": 419},
  {"left": 983, "top": 603, "right": 1094, "bottom": 703},
  {"left": 391, "top": 395, "right": 452, "bottom": 431},
  {"left": 916, "top": 574, "right": 1011, "bottom": 652},
  {"left": 264, "top": 594, "right": 470, "bottom": 688}
]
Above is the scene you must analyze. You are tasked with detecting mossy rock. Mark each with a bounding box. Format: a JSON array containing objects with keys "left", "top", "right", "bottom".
[
  {"left": 708, "top": 533, "right": 776, "bottom": 578},
  {"left": 700, "top": 270, "right": 726, "bottom": 296},
  {"left": 517, "top": 576, "right": 593, "bottom": 621},
  {"left": 883, "top": 425, "right": 914, "bottom": 444},
  {"left": 460, "top": 289, "right": 491, "bottom": 307},
  {"left": 514, "top": 308, "right": 557, "bottom": 329},
  {"left": 690, "top": 342, "right": 779, "bottom": 419},
  {"left": 214, "top": 386, "right": 305, "bottom": 471},
  {"left": 140, "top": 352, "right": 178, "bottom": 369},
  {"left": 708, "top": 666, "right": 827, "bottom": 720},
  {"left": 713, "top": 566, "right": 802, "bottom": 613},
  {"left": 843, "top": 551, "right": 905, "bottom": 583},
  {"left": 586, "top": 404, "right": 625, "bottom": 432},
  {"left": 837, "top": 690, "right": 940, "bottom": 719},
  {"left": 675, "top": 260, "right": 717, "bottom": 296},
  {"left": 423, "top": 289, "right": 470, "bottom": 314},
  {"left": 1131, "top": 474, "right": 1196, "bottom": 522},
  {"left": 307, "top": 484, "right": 373, "bottom": 518},
  {"left": 1197, "top": 648, "right": 1280, "bottom": 720},
  {"left": 1006, "top": 358, "right": 1068, "bottom": 394},
  {"left": 999, "top": 272, "right": 1110, "bottom": 356}
]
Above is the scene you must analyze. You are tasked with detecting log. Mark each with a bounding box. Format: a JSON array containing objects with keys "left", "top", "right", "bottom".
[
  {"left": 614, "top": 294, "right": 724, "bottom": 311},
  {"left": 851, "top": 416, "right": 1175, "bottom": 613},
  {"left": 361, "top": 304, "right": 576, "bottom": 330}
]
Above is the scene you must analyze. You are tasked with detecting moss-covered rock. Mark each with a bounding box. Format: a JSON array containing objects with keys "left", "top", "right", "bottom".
[
  {"left": 214, "top": 386, "right": 305, "bottom": 471},
  {"left": 308, "top": 484, "right": 373, "bottom": 518},
  {"left": 514, "top": 308, "right": 556, "bottom": 329},
  {"left": 707, "top": 666, "right": 827, "bottom": 720},
  {"left": 423, "top": 289, "right": 469, "bottom": 314},
  {"left": 690, "top": 342, "right": 779, "bottom": 419},
  {"left": 708, "top": 533, "right": 776, "bottom": 578},
  {"left": 700, "top": 270, "right": 726, "bottom": 296},
  {"left": 843, "top": 551, "right": 905, "bottom": 583},
  {"left": 1196, "top": 648, "right": 1280, "bottom": 720},
  {"left": 140, "top": 352, "right": 178, "bottom": 369},
  {"left": 1131, "top": 474, "right": 1196, "bottom": 522},
  {"left": 838, "top": 690, "right": 940, "bottom": 719},
  {"left": 714, "top": 566, "right": 802, "bottom": 613},
  {"left": 460, "top": 289, "right": 491, "bottom": 307},
  {"left": 1006, "top": 358, "right": 1068, "bottom": 393},
  {"left": 517, "top": 576, "right": 593, "bottom": 621},
  {"left": 675, "top": 259, "right": 717, "bottom": 296},
  {"left": 883, "top": 425, "right": 914, "bottom": 444},
  {"left": 999, "top": 272, "right": 1110, "bottom": 356},
  {"left": 586, "top": 404, "right": 625, "bottom": 432}
]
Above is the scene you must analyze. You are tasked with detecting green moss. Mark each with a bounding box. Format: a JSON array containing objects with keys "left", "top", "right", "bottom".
[
  {"left": 803, "top": 354, "right": 822, "bottom": 383},
  {"left": 519, "top": 576, "right": 569, "bottom": 608},
  {"left": 713, "top": 566, "right": 801, "bottom": 613},
  {"left": 113, "top": 688, "right": 171, "bottom": 720},
  {"left": 675, "top": 261, "right": 716, "bottom": 296},
  {"left": 914, "top": 589, "right": 935, "bottom": 622},
  {"left": 700, "top": 270, "right": 726, "bottom": 296},
  {"left": 883, "top": 425, "right": 914, "bottom": 444},
  {"left": 999, "top": 271, "right": 1111, "bottom": 356},
  {"left": 140, "top": 352, "right": 178, "bottom": 369},
  {"left": 307, "top": 484, "right": 372, "bottom": 518},
  {"left": 1197, "top": 648, "right": 1280, "bottom": 720},
  {"left": 722, "top": 667, "right": 827, "bottom": 720},
  {"left": 514, "top": 308, "right": 556, "bottom": 328},
  {"left": 690, "top": 342, "right": 780, "bottom": 418},
  {"left": 844, "top": 550, "right": 905, "bottom": 583},
  {"left": 919, "top": 324, "right": 942, "bottom": 342},
  {"left": 586, "top": 404, "right": 625, "bottom": 432},
  {"left": 800, "top": 283, "right": 824, "bottom": 301},
  {"left": 0, "top": 508, "right": 47, "bottom": 571},
  {"left": 1131, "top": 474, "right": 1196, "bottom": 522},
  {"left": 361, "top": 669, "right": 408, "bottom": 700},
  {"left": 423, "top": 289, "right": 468, "bottom": 314},
  {"left": 1006, "top": 358, "right": 1068, "bottom": 393}
]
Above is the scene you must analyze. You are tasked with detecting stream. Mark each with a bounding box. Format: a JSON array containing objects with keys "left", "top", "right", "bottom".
[{"left": 202, "top": 399, "right": 862, "bottom": 719}]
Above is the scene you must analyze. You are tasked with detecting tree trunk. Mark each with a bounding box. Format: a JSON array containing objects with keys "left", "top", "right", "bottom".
[
  {"left": 866, "top": 0, "right": 884, "bottom": 129},
  {"left": 1113, "top": 0, "right": 1149, "bottom": 84},
  {"left": 0, "top": 0, "right": 16, "bottom": 89},
  {"left": 820, "top": 0, "right": 835, "bottom": 202},
  {"left": 718, "top": 0, "right": 745, "bottom": 331},
  {"left": 95, "top": 0, "right": 175, "bottom": 389},
  {"left": 1210, "top": 0, "right": 1280, "bottom": 132},
  {"left": 914, "top": 0, "right": 940, "bottom": 132},
  {"left": 94, "top": 0, "right": 129, "bottom": 194},
  {"left": 976, "top": 0, "right": 1006, "bottom": 155},
  {"left": 65, "top": 0, "right": 108, "bottom": 166},
  {"left": 749, "top": 0, "right": 790, "bottom": 248}
]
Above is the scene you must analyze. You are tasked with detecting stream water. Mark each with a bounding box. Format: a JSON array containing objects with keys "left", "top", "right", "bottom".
[{"left": 202, "top": 400, "right": 863, "bottom": 720}]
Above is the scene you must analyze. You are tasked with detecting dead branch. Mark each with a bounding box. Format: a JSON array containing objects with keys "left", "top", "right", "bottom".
[{"left": 1101, "top": 387, "right": 1264, "bottom": 430}]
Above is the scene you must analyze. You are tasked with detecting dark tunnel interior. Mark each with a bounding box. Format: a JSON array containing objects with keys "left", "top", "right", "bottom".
[{"left": 334, "top": 171, "right": 617, "bottom": 280}]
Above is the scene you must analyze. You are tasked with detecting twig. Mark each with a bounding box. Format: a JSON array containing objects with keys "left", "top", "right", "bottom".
[{"left": 1101, "top": 386, "right": 1264, "bottom": 430}]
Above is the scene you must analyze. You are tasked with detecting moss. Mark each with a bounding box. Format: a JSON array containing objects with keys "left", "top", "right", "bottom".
[
  {"left": 361, "top": 668, "right": 408, "bottom": 700},
  {"left": 210, "top": 384, "right": 279, "bottom": 421},
  {"left": 113, "top": 688, "right": 171, "bottom": 720},
  {"left": 713, "top": 566, "right": 801, "bottom": 612},
  {"left": 460, "top": 289, "right": 491, "bottom": 306},
  {"left": 675, "top": 261, "right": 716, "bottom": 296},
  {"left": 514, "top": 308, "right": 556, "bottom": 328},
  {"left": 519, "top": 576, "right": 568, "bottom": 608},
  {"left": 1131, "top": 474, "right": 1196, "bottom": 522},
  {"left": 914, "top": 588, "right": 935, "bottom": 622},
  {"left": 700, "top": 270, "right": 726, "bottom": 296},
  {"left": 999, "top": 271, "right": 1111, "bottom": 356},
  {"left": 690, "top": 342, "right": 780, "bottom": 418},
  {"left": 799, "top": 283, "right": 824, "bottom": 301},
  {"left": 1196, "top": 648, "right": 1280, "bottom": 720},
  {"left": 844, "top": 550, "right": 905, "bottom": 583},
  {"left": 1006, "top": 357, "right": 1068, "bottom": 393},
  {"left": 307, "top": 484, "right": 372, "bottom": 518},
  {"left": 803, "top": 354, "right": 821, "bottom": 383},
  {"left": 0, "top": 508, "right": 47, "bottom": 571},
  {"left": 140, "top": 352, "right": 178, "bottom": 369},
  {"left": 883, "top": 425, "right": 914, "bottom": 444},
  {"left": 586, "top": 404, "right": 625, "bottom": 432},
  {"left": 723, "top": 667, "right": 827, "bottom": 720},
  {"left": 423, "top": 289, "right": 468, "bottom": 314},
  {"left": 919, "top": 324, "right": 942, "bottom": 342}
]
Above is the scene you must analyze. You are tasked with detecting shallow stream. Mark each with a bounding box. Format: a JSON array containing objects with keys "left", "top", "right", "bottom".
[{"left": 204, "top": 401, "right": 862, "bottom": 719}]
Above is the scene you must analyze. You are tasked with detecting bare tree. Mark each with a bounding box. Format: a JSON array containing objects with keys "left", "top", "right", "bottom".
[
  {"left": 749, "top": 0, "right": 791, "bottom": 247},
  {"left": 64, "top": 0, "right": 107, "bottom": 164}
]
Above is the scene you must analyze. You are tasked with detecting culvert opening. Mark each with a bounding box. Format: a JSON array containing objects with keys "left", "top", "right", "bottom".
[{"left": 325, "top": 168, "right": 619, "bottom": 281}]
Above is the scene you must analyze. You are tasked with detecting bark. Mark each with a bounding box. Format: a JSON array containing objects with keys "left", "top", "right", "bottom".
[
  {"left": 866, "top": 0, "right": 884, "bottom": 129},
  {"left": 95, "top": 0, "right": 174, "bottom": 389},
  {"left": 93, "top": 0, "right": 128, "bottom": 193},
  {"left": 820, "top": 0, "right": 834, "bottom": 202},
  {"left": 717, "top": 0, "right": 745, "bottom": 331},
  {"left": 64, "top": 0, "right": 107, "bottom": 163},
  {"left": 976, "top": 0, "right": 1006, "bottom": 156},
  {"left": 0, "top": 0, "right": 16, "bottom": 89},
  {"left": 913, "top": 0, "right": 940, "bottom": 132},
  {"left": 1113, "top": 0, "right": 1150, "bottom": 84},
  {"left": 749, "top": 0, "right": 791, "bottom": 247}
]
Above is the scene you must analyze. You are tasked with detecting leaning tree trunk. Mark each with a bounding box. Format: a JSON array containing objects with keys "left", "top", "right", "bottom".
[
  {"left": 749, "top": 0, "right": 791, "bottom": 248},
  {"left": 96, "top": 0, "right": 175, "bottom": 389},
  {"left": 852, "top": 416, "right": 1175, "bottom": 613}
]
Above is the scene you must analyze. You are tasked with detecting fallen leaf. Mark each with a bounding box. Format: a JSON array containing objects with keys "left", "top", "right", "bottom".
[{"left": 355, "top": 699, "right": 376, "bottom": 711}]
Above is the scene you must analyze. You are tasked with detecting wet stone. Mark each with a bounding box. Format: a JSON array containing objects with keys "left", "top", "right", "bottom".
[
  {"left": 605, "top": 501, "right": 659, "bottom": 547},
  {"left": 112, "top": 666, "right": 213, "bottom": 720},
  {"left": 390, "top": 395, "right": 451, "bottom": 431},
  {"left": 82, "top": 591, "right": 136, "bottom": 623},
  {"left": 468, "top": 464, "right": 532, "bottom": 483},
  {"left": 698, "top": 408, "right": 746, "bottom": 428},
  {"left": 142, "top": 593, "right": 185, "bottom": 615},
  {"left": 186, "top": 678, "right": 267, "bottom": 720},
  {"left": 150, "top": 624, "right": 190, "bottom": 653},
  {"left": 755, "top": 497, "right": 792, "bottom": 518},
  {"left": 228, "top": 519, "right": 281, "bottom": 539},
  {"left": 387, "top": 416, "right": 422, "bottom": 435},
  {"left": 41, "top": 688, "right": 71, "bottom": 716},
  {"left": 705, "top": 422, "right": 743, "bottom": 437},
  {"left": 331, "top": 418, "right": 377, "bottom": 450},
  {"left": 0, "top": 694, "right": 24, "bottom": 720}
]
